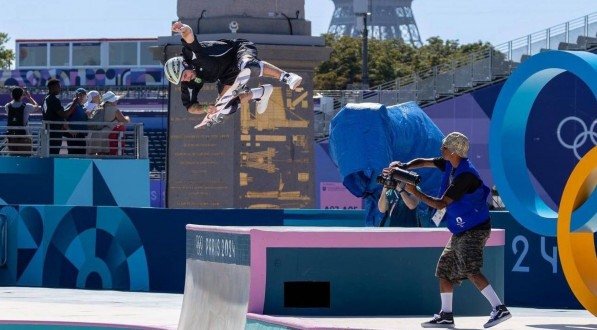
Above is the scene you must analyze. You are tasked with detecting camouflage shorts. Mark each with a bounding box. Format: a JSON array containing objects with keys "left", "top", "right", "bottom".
[{"left": 435, "top": 228, "right": 490, "bottom": 284}]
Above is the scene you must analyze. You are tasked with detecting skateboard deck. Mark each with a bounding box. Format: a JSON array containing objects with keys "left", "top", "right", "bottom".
[{"left": 194, "top": 68, "right": 251, "bottom": 129}]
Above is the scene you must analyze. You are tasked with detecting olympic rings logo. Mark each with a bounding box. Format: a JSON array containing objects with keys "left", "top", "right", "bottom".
[
  {"left": 490, "top": 50, "right": 597, "bottom": 316},
  {"left": 557, "top": 116, "right": 597, "bottom": 160}
]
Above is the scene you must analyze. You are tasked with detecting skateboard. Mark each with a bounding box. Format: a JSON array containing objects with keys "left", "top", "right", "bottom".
[{"left": 194, "top": 68, "right": 251, "bottom": 129}]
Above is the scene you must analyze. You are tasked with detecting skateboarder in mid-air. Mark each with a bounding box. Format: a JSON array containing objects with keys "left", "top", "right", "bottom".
[{"left": 164, "top": 21, "right": 303, "bottom": 126}]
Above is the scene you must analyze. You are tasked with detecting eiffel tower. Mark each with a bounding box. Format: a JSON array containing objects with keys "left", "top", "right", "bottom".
[{"left": 328, "top": 0, "right": 423, "bottom": 46}]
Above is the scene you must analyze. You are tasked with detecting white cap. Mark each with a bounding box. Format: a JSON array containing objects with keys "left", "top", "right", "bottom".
[
  {"left": 86, "top": 90, "right": 100, "bottom": 104},
  {"left": 84, "top": 90, "right": 100, "bottom": 110}
]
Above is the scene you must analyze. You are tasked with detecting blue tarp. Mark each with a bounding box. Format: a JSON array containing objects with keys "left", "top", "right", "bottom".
[{"left": 329, "top": 102, "right": 445, "bottom": 226}]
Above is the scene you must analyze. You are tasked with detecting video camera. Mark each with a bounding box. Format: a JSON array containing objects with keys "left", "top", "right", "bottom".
[{"left": 376, "top": 167, "right": 421, "bottom": 189}]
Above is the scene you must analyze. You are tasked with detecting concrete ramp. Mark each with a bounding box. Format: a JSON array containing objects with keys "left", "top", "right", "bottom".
[{"left": 178, "top": 226, "right": 251, "bottom": 329}]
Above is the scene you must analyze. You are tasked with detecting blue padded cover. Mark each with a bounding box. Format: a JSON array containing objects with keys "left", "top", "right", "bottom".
[{"left": 329, "top": 102, "right": 444, "bottom": 226}]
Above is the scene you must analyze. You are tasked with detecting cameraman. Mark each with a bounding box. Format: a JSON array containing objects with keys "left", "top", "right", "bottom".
[
  {"left": 399, "top": 132, "right": 511, "bottom": 329},
  {"left": 377, "top": 167, "right": 420, "bottom": 227}
]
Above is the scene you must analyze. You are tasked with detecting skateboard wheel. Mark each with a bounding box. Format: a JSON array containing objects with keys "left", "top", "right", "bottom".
[{"left": 232, "top": 89, "right": 239, "bottom": 97}]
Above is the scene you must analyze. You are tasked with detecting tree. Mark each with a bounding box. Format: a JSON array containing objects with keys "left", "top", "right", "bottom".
[
  {"left": 313, "top": 35, "right": 493, "bottom": 90},
  {"left": 0, "top": 33, "right": 15, "bottom": 69},
  {"left": 314, "top": 35, "right": 362, "bottom": 90}
]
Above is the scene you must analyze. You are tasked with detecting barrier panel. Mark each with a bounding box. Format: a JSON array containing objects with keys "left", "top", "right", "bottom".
[{"left": 0, "top": 204, "right": 584, "bottom": 311}]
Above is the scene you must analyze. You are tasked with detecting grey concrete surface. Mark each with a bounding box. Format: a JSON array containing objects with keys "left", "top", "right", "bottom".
[
  {"left": 0, "top": 287, "right": 594, "bottom": 330},
  {"left": 254, "top": 308, "right": 595, "bottom": 329},
  {"left": 0, "top": 287, "right": 181, "bottom": 329}
]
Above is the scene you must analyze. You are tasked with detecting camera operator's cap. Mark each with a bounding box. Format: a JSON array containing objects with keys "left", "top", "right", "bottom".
[
  {"left": 75, "top": 88, "right": 87, "bottom": 95},
  {"left": 102, "top": 91, "right": 120, "bottom": 103},
  {"left": 443, "top": 132, "right": 469, "bottom": 158}
]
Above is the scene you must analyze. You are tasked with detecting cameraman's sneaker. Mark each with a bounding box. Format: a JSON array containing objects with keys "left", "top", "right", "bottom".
[
  {"left": 483, "top": 305, "right": 511, "bottom": 328},
  {"left": 421, "top": 311, "right": 455, "bottom": 328},
  {"left": 255, "top": 84, "right": 273, "bottom": 114},
  {"left": 281, "top": 72, "right": 302, "bottom": 90}
]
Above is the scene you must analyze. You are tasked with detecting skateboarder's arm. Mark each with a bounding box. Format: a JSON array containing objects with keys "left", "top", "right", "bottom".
[
  {"left": 181, "top": 81, "right": 202, "bottom": 110},
  {"left": 172, "top": 22, "right": 195, "bottom": 44}
]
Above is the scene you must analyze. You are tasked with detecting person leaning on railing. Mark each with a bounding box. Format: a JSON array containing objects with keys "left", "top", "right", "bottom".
[
  {"left": 86, "top": 91, "right": 130, "bottom": 156},
  {"left": 3, "top": 87, "right": 41, "bottom": 155},
  {"left": 41, "top": 79, "right": 79, "bottom": 155}
]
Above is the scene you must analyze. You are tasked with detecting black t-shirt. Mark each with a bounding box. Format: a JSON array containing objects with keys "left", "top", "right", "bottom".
[
  {"left": 433, "top": 157, "right": 490, "bottom": 230},
  {"left": 180, "top": 38, "right": 239, "bottom": 109},
  {"left": 182, "top": 39, "right": 237, "bottom": 83},
  {"left": 433, "top": 157, "right": 481, "bottom": 200},
  {"left": 42, "top": 93, "right": 64, "bottom": 122}
]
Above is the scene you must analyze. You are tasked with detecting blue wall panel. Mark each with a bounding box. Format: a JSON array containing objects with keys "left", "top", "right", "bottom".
[
  {"left": 0, "top": 205, "right": 587, "bottom": 309},
  {"left": 0, "top": 205, "right": 284, "bottom": 293},
  {"left": 491, "top": 212, "right": 583, "bottom": 308},
  {"left": 0, "top": 158, "right": 149, "bottom": 207}
]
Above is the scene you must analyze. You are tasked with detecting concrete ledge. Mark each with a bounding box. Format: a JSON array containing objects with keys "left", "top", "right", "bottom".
[{"left": 184, "top": 226, "right": 505, "bottom": 319}]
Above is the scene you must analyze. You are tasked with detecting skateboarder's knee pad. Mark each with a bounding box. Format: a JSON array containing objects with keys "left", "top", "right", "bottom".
[{"left": 240, "top": 57, "right": 263, "bottom": 77}]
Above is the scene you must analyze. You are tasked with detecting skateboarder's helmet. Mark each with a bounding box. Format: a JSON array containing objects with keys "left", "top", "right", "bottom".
[{"left": 164, "top": 56, "right": 186, "bottom": 85}]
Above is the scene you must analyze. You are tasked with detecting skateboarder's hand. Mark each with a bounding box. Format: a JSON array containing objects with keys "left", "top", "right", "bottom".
[
  {"left": 187, "top": 104, "right": 203, "bottom": 114},
  {"left": 206, "top": 105, "right": 218, "bottom": 114},
  {"left": 172, "top": 22, "right": 195, "bottom": 43},
  {"left": 172, "top": 22, "right": 191, "bottom": 35},
  {"left": 188, "top": 104, "right": 217, "bottom": 115}
]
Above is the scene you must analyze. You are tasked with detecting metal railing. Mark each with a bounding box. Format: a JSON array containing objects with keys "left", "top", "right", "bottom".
[
  {"left": 0, "top": 85, "right": 168, "bottom": 101},
  {"left": 371, "top": 12, "right": 596, "bottom": 93},
  {"left": 0, "top": 121, "right": 148, "bottom": 159},
  {"left": 0, "top": 123, "right": 43, "bottom": 156}
]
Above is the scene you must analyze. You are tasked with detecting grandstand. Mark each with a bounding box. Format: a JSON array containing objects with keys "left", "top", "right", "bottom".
[
  {"left": 1, "top": 37, "right": 168, "bottom": 171},
  {"left": 314, "top": 12, "right": 597, "bottom": 140}
]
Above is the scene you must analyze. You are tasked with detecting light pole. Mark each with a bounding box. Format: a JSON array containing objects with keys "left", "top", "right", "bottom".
[
  {"left": 360, "top": 12, "right": 371, "bottom": 88},
  {"left": 354, "top": 0, "right": 371, "bottom": 89}
]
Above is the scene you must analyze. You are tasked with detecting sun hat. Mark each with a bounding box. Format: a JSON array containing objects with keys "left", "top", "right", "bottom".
[{"left": 102, "top": 91, "right": 120, "bottom": 103}]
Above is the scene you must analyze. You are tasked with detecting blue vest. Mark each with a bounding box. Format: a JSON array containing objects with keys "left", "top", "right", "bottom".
[{"left": 439, "top": 159, "right": 490, "bottom": 234}]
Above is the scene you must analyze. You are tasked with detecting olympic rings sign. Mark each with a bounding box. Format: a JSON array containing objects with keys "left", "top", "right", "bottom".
[
  {"left": 557, "top": 116, "right": 597, "bottom": 160},
  {"left": 489, "top": 50, "right": 597, "bottom": 315}
]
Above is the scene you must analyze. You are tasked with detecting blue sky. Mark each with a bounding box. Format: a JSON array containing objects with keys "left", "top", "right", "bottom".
[{"left": 0, "top": 0, "right": 595, "bottom": 54}]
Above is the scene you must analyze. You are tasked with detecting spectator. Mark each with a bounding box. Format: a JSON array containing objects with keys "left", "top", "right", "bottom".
[
  {"left": 401, "top": 132, "right": 512, "bottom": 329},
  {"left": 83, "top": 90, "right": 101, "bottom": 114},
  {"left": 41, "top": 79, "right": 78, "bottom": 154},
  {"left": 377, "top": 177, "right": 420, "bottom": 227},
  {"left": 3, "top": 87, "right": 40, "bottom": 154},
  {"left": 63, "top": 88, "right": 88, "bottom": 155},
  {"left": 87, "top": 91, "right": 130, "bottom": 155}
]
